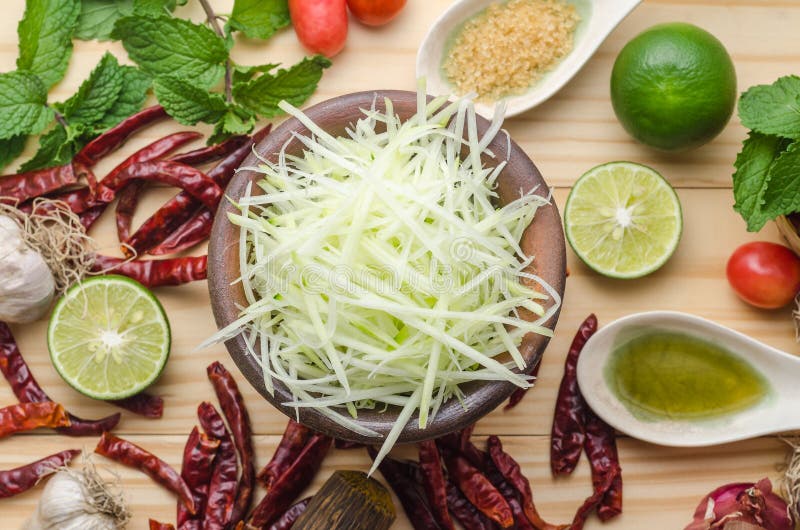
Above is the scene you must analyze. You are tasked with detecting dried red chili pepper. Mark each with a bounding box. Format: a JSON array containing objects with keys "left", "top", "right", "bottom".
[
  {"left": 268, "top": 496, "right": 312, "bottom": 530},
  {"left": 95, "top": 432, "right": 196, "bottom": 514},
  {"left": 248, "top": 433, "right": 332, "bottom": 528},
  {"left": 437, "top": 425, "right": 484, "bottom": 470},
  {"left": 109, "top": 392, "right": 164, "bottom": 418},
  {"left": 504, "top": 356, "right": 543, "bottom": 411},
  {"left": 92, "top": 255, "right": 208, "bottom": 287},
  {"left": 79, "top": 204, "right": 108, "bottom": 231},
  {"left": 115, "top": 182, "right": 142, "bottom": 243},
  {"left": 178, "top": 426, "right": 221, "bottom": 530},
  {"left": 551, "top": 314, "right": 598, "bottom": 476},
  {"left": 102, "top": 160, "right": 222, "bottom": 211},
  {"left": 583, "top": 411, "right": 622, "bottom": 522},
  {"left": 367, "top": 447, "right": 442, "bottom": 530},
  {"left": 483, "top": 459, "right": 535, "bottom": 530},
  {"left": 198, "top": 401, "right": 238, "bottom": 530},
  {"left": 0, "top": 449, "right": 81, "bottom": 498},
  {"left": 445, "top": 478, "right": 495, "bottom": 530},
  {"left": 487, "top": 435, "right": 566, "bottom": 530},
  {"left": 0, "top": 164, "right": 77, "bottom": 205},
  {"left": 443, "top": 449, "right": 513, "bottom": 529},
  {"left": 127, "top": 125, "right": 271, "bottom": 256},
  {"left": 569, "top": 468, "right": 617, "bottom": 530},
  {"left": 207, "top": 361, "right": 255, "bottom": 525},
  {"left": 170, "top": 135, "right": 249, "bottom": 166},
  {"left": 148, "top": 208, "right": 212, "bottom": 256},
  {"left": 0, "top": 322, "right": 120, "bottom": 436},
  {"left": 257, "top": 419, "right": 313, "bottom": 490},
  {"left": 0, "top": 402, "right": 70, "bottom": 437},
  {"left": 77, "top": 106, "right": 169, "bottom": 165},
  {"left": 149, "top": 520, "right": 176, "bottom": 530},
  {"left": 418, "top": 440, "right": 455, "bottom": 530}
]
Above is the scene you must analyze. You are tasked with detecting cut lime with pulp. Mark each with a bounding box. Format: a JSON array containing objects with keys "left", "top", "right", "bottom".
[
  {"left": 47, "top": 275, "right": 171, "bottom": 400},
  {"left": 564, "top": 162, "right": 683, "bottom": 279}
]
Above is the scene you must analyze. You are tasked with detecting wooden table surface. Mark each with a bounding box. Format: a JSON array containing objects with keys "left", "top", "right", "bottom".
[{"left": 2, "top": 1, "right": 799, "bottom": 528}]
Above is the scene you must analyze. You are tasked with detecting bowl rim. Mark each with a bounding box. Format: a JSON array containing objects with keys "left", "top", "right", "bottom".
[{"left": 208, "top": 89, "right": 567, "bottom": 443}]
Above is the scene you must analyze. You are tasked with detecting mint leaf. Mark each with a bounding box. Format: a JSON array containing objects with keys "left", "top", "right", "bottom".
[
  {"left": 732, "top": 133, "right": 792, "bottom": 231},
  {"left": 760, "top": 142, "right": 800, "bottom": 222},
  {"left": 739, "top": 76, "right": 800, "bottom": 140},
  {"left": 75, "top": 0, "right": 135, "bottom": 41},
  {"left": 209, "top": 105, "right": 256, "bottom": 144},
  {"left": 233, "top": 55, "right": 331, "bottom": 118},
  {"left": 232, "top": 63, "right": 280, "bottom": 85},
  {"left": 133, "top": 0, "right": 185, "bottom": 16},
  {"left": 95, "top": 66, "right": 152, "bottom": 129},
  {"left": 0, "top": 71, "right": 54, "bottom": 140},
  {"left": 18, "top": 124, "right": 90, "bottom": 172},
  {"left": 153, "top": 75, "right": 227, "bottom": 125},
  {"left": 0, "top": 136, "right": 28, "bottom": 172},
  {"left": 57, "top": 52, "right": 124, "bottom": 126},
  {"left": 228, "top": 0, "right": 290, "bottom": 40},
  {"left": 112, "top": 14, "right": 228, "bottom": 89},
  {"left": 17, "top": 0, "right": 81, "bottom": 88}
]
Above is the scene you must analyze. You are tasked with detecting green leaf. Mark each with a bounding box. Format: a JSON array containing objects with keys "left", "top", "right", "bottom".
[
  {"left": 233, "top": 55, "right": 331, "bottom": 118},
  {"left": 0, "top": 136, "right": 28, "bottom": 172},
  {"left": 17, "top": 0, "right": 81, "bottom": 88},
  {"left": 153, "top": 75, "right": 228, "bottom": 126},
  {"left": 208, "top": 106, "right": 256, "bottom": 144},
  {"left": 132, "top": 0, "right": 183, "bottom": 16},
  {"left": 760, "top": 142, "right": 800, "bottom": 222},
  {"left": 232, "top": 62, "right": 280, "bottom": 85},
  {"left": 58, "top": 52, "right": 124, "bottom": 125},
  {"left": 112, "top": 14, "right": 228, "bottom": 89},
  {"left": 94, "top": 66, "right": 152, "bottom": 130},
  {"left": 739, "top": 76, "right": 800, "bottom": 139},
  {"left": 75, "top": 0, "right": 135, "bottom": 41},
  {"left": 228, "top": 0, "right": 290, "bottom": 40},
  {"left": 0, "top": 71, "right": 54, "bottom": 140},
  {"left": 18, "top": 124, "right": 89, "bottom": 172},
  {"left": 732, "top": 132, "right": 792, "bottom": 231}
]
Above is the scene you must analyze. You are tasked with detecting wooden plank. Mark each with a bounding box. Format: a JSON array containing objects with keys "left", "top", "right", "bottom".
[{"left": 0, "top": 434, "right": 786, "bottom": 529}]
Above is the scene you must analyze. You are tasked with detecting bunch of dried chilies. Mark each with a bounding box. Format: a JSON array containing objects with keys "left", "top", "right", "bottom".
[
  {"left": 0, "top": 322, "right": 163, "bottom": 501},
  {"left": 2, "top": 105, "right": 271, "bottom": 288},
  {"left": 372, "top": 315, "right": 623, "bottom": 530}
]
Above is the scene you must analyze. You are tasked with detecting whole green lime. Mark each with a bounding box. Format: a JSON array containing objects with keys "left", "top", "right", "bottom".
[{"left": 610, "top": 22, "right": 737, "bottom": 151}]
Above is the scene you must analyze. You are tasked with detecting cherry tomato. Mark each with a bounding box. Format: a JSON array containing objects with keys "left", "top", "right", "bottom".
[
  {"left": 726, "top": 241, "right": 800, "bottom": 309},
  {"left": 289, "top": 0, "right": 348, "bottom": 57},
  {"left": 346, "top": 0, "right": 406, "bottom": 26}
]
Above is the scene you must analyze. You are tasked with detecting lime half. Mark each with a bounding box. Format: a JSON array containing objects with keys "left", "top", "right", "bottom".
[
  {"left": 564, "top": 162, "right": 683, "bottom": 279},
  {"left": 47, "top": 275, "right": 171, "bottom": 400}
]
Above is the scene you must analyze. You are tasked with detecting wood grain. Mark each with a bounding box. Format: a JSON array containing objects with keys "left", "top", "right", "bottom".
[{"left": 0, "top": 0, "right": 799, "bottom": 529}]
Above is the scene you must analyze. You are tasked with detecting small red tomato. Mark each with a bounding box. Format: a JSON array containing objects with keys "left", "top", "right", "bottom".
[
  {"left": 726, "top": 241, "right": 800, "bottom": 309},
  {"left": 289, "top": 0, "right": 348, "bottom": 57},
  {"left": 346, "top": 0, "right": 406, "bottom": 26}
]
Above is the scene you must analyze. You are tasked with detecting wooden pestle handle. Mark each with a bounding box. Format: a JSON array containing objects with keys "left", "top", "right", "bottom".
[{"left": 293, "top": 470, "right": 396, "bottom": 530}]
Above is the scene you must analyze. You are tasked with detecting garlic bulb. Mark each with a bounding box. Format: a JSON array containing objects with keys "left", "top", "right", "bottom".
[
  {"left": 23, "top": 463, "right": 129, "bottom": 530},
  {"left": 0, "top": 215, "right": 55, "bottom": 323}
]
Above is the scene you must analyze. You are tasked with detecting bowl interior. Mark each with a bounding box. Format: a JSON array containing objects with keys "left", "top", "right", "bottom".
[{"left": 208, "top": 90, "right": 566, "bottom": 443}]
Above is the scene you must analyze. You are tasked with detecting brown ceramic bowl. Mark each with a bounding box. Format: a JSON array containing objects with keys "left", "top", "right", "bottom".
[{"left": 208, "top": 90, "right": 567, "bottom": 443}]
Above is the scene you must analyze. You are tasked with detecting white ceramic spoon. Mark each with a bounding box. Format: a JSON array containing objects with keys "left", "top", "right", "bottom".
[
  {"left": 416, "top": 0, "right": 642, "bottom": 119},
  {"left": 576, "top": 311, "right": 800, "bottom": 447}
]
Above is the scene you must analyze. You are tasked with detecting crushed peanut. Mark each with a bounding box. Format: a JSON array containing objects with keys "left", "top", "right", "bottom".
[{"left": 443, "top": 0, "right": 579, "bottom": 102}]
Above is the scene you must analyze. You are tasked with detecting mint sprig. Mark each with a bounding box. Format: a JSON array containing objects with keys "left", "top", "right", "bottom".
[
  {"left": 733, "top": 75, "right": 800, "bottom": 230},
  {"left": 228, "top": 0, "right": 291, "bottom": 40}
]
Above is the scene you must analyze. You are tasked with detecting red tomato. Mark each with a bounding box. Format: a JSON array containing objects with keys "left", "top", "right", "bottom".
[
  {"left": 289, "top": 0, "right": 348, "bottom": 57},
  {"left": 726, "top": 241, "right": 800, "bottom": 309},
  {"left": 346, "top": 0, "right": 406, "bottom": 26}
]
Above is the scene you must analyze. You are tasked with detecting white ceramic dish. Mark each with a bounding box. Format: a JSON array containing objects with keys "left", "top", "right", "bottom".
[
  {"left": 576, "top": 311, "right": 800, "bottom": 447},
  {"left": 416, "top": 0, "right": 642, "bottom": 119}
]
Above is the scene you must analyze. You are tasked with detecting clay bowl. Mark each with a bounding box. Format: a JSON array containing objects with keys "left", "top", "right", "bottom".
[{"left": 208, "top": 90, "right": 567, "bottom": 443}]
